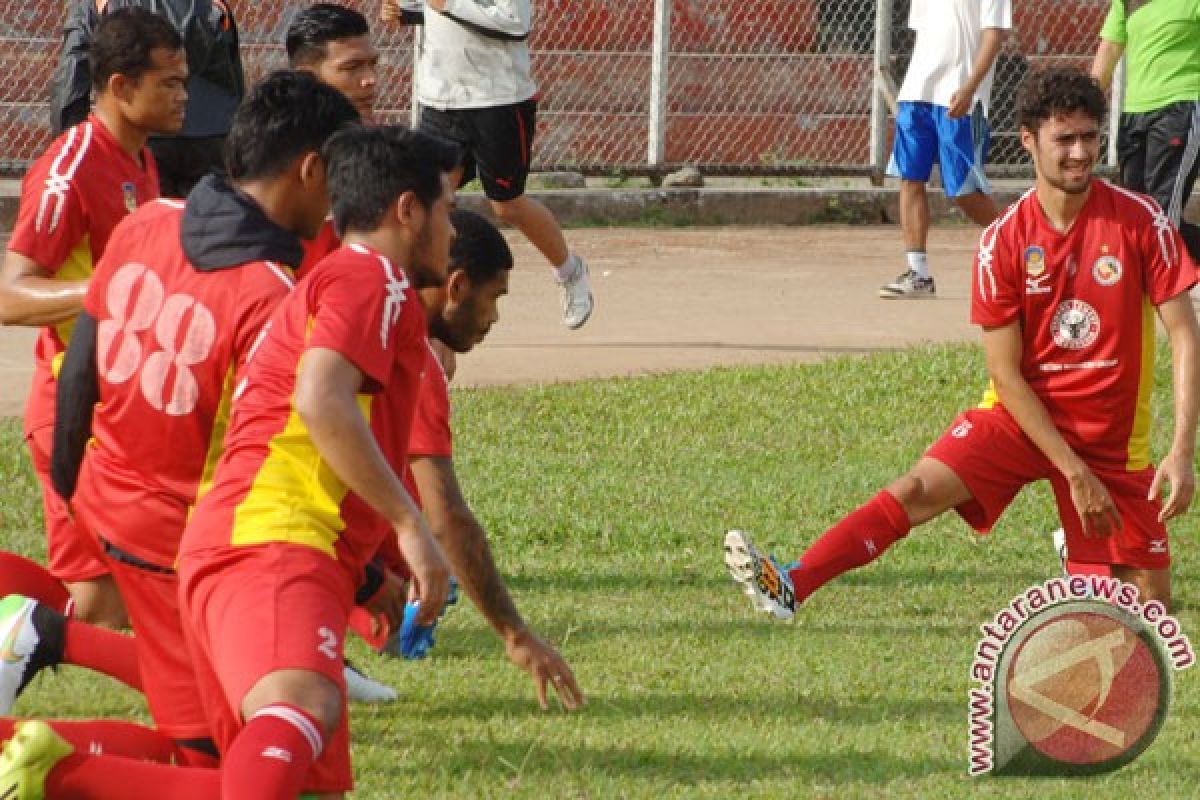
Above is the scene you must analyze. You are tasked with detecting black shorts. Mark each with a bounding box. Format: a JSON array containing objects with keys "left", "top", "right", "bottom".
[
  {"left": 1118, "top": 100, "right": 1200, "bottom": 261},
  {"left": 419, "top": 97, "right": 538, "bottom": 202}
]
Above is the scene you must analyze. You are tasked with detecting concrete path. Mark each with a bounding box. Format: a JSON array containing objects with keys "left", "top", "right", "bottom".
[{"left": 0, "top": 225, "right": 982, "bottom": 417}]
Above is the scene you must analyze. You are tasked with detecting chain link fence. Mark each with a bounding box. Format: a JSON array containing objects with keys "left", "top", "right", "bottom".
[{"left": 1, "top": 0, "right": 1114, "bottom": 177}]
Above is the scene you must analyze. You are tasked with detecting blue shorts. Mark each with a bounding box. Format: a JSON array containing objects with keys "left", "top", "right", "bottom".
[{"left": 887, "top": 101, "right": 992, "bottom": 197}]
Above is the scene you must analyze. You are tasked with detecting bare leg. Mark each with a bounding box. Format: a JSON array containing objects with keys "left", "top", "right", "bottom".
[
  {"left": 885, "top": 456, "right": 975, "bottom": 525},
  {"left": 900, "top": 179, "right": 930, "bottom": 252},
  {"left": 953, "top": 191, "right": 1000, "bottom": 227},
  {"left": 64, "top": 575, "right": 128, "bottom": 629},
  {"left": 490, "top": 195, "right": 569, "bottom": 268},
  {"left": 1111, "top": 566, "right": 1171, "bottom": 611}
]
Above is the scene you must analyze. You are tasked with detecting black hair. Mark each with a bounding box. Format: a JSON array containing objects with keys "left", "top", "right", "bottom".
[
  {"left": 324, "top": 126, "right": 462, "bottom": 234},
  {"left": 449, "top": 210, "right": 513, "bottom": 283},
  {"left": 224, "top": 70, "right": 360, "bottom": 182},
  {"left": 1017, "top": 67, "right": 1107, "bottom": 133},
  {"left": 90, "top": 7, "right": 183, "bottom": 91},
  {"left": 286, "top": 3, "right": 370, "bottom": 67}
]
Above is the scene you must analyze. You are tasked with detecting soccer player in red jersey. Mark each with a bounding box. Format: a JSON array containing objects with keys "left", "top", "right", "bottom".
[
  {"left": 0, "top": 72, "right": 358, "bottom": 763},
  {"left": 0, "top": 127, "right": 460, "bottom": 800},
  {"left": 0, "top": 8, "right": 186, "bottom": 627},
  {"left": 726, "top": 67, "right": 1200, "bottom": 620},
  {"left": 395, "top": 209, "right": 584, "bottom": 709}
]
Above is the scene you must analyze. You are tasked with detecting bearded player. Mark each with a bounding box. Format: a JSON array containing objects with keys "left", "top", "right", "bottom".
[{"left": 726, "top": 67, "right": 1199, "bottom": 620}]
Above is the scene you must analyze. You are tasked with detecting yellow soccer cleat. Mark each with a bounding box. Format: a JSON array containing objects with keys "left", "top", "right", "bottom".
[{"left": 0, "top": 720, "right": 74, "bottom": 800}]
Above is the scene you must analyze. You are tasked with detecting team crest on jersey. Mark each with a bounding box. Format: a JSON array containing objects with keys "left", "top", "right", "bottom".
[
  {"left": 1024, "top": 246, "right": 1047, "bottom": 278},
  {"left": 121, "top": 181, "right": 137, "bottom": 213},
  {"left": 1092, "top": 255, "right": 1122, "bottom": 287},
  {"left": 1051, "top": 299, "right": 1100, "bottom": 350}
]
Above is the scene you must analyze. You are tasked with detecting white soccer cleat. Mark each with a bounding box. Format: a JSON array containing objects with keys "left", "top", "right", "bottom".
[
  {"left": 723, "top": 530, "right": 796, "bottom": 621},
  {"left": 559, "top": 256, "right": 594, "bottom": 329},
  {"left": 343, "top": 661, "right": 398, "bottom": 704},
  {"left": 0, "top": 596, "right": 62, "bottom": 716},
  {"left": 1051, "top": 527, "right": 1069, "bottom": 576}
]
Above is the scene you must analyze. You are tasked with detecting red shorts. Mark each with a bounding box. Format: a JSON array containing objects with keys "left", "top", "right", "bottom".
[
  {"left": 925, "top": 407, "right": 1170, "bottom": 569},
  {"left": 178, "top": 543, "right": 355, "bottom": 793},
  {"left": 25, "top": 425, "right": 107, "bottom": 583}
]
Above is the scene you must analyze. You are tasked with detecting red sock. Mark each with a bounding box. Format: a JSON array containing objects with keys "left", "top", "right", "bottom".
[
  {"left": 0, "top": 717, "right": 176, "bottom": 762},
  {"left": 46, "top": 750, "right": 220, "bottom": 799},
  {"left": 0, "top": 552, "right": 70, "bottom": 611},
  {"left": 788, "top": 490, "right": 912, "bottom": 602},
  {"left": 222, "top": 704, "right": 324, "bottom": 800},
  {"left": 64, "top": 620, "right": 142, "bottom": 691}
]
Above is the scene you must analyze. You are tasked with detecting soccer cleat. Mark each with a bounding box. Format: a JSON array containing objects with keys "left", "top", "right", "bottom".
[
  {"left": 384, "top": 577, "right": 459, "bottom": 660},
  {"left": 878, "top": 269, "right": 936, "bottom": 299},
  {"left": 0, "top": 596, "right": 65, "bottom": 715},
  {"left": 343, "top": 661, "right": 398, "bottom": 704},
  {"left": 559, "top": 256, "right": 594, "bottom": 329},
  {"left": 723, "top": 530, "right": 797, "bottom": 621},
  {"left": 1051, "top": 528, "right": 1069, "bottom": 576},
  {"left": 0, "top": 719, "right": 74, "bottom": 800}
]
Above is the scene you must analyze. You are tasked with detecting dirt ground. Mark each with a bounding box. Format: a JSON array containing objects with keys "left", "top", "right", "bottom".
[{"left": 0, "top": 226, "right": 983, "bottom": 417}]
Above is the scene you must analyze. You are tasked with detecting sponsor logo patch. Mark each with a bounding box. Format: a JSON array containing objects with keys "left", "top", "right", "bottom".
[
  {"left": 1024, "top": 246, "right": 1047, "bottom": 278},
  {"left": 1092, "top": 255, "right": 1122, "bottom": 287},
  {"left": 1051, "top": 299, "right": 1100, "bottom": 350}
]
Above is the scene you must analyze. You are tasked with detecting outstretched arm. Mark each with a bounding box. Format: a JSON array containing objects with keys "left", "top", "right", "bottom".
[
  {"left": 410, "top": 454, "right": 584, "bottom": 710},
  {"left": 1091, "top": 40, "right": 1126, "bottom": 92},
  {"left": 1151, "top": 293, "right": 1200, "bottom": 520},
  {"left": 982, "top": 321, "right": 1121, "bottom": 536},
  {"left": 426, "top": 0, "right": 532, "bottom": 41}
]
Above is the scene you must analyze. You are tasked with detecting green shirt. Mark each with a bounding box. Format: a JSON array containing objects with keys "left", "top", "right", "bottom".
[{"left": 1101, "top": 0, "right": 1200, "bottom": 112}]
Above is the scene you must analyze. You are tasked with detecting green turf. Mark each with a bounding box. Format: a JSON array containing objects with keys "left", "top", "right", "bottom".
[{"left": 2, "top": 342, "right": 1197, "bottom": 798}]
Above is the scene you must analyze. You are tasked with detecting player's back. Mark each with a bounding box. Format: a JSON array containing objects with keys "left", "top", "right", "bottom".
[{"left": 75, "top": 188, "right": 297, "bottom": 567}]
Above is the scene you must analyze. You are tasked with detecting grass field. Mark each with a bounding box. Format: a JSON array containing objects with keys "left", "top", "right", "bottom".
[{"left": 1, "top": 342, "right": 1197, "bottom": 798}]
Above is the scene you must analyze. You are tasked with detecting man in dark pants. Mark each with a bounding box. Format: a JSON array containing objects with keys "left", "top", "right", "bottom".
[
  {"left": 50, "top": 0, "right": 244, "bottom": 197},
  {"left": 1092, "top": 0, "right": 1200, "bottom": 263}
]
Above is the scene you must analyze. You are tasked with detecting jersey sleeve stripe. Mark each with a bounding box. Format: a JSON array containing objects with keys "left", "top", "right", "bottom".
[
  {"left": 1107, "top": 181, "right": 1180, "bottom": 268},
  {"left": 975, "top": 190, "right": 1030, "bottom": 304},
  {"left": 36, "top": 121, "right": 94, "bottom": 234},
  {"left": 265, "top": 261, "right": 295, "bottom": 289}
]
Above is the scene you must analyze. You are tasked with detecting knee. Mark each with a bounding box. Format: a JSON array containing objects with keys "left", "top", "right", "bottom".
[
  {"left": 490, "top": 197, "right": 522, "bottom": 222},
  {"left": 243, "top": 669, "right": 345, "bottom": 736},
  {"left": 67, "top": 580, "right": 129, "bottom": 629},
  {"left": 887, "top": 473, "right": 925, "bottom": 509}
]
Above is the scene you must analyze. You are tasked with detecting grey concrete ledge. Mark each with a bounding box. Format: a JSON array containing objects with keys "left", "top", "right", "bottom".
[{"left": 3, "top": 181, "right": 1199, "bottom": 231}]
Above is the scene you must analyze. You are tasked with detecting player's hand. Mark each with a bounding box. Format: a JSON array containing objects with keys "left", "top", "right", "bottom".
[
  {"left": 1068, "top": 468, "right": 1121, "bottom": 537},
  {"left": 364, "top": 568, "right": 409, "bottom": 636},
  {"left": 505, "top": 628, "right": 584, "bottom": 711},
  {"left": 1149, "top": 449, "right": 1195, "bottom": 522},
  {"left": 395, "top": 524, "right": 450, "bottom": 626},
  {"left": 946, "top": 88, "right": 973, "bottom": 119}
]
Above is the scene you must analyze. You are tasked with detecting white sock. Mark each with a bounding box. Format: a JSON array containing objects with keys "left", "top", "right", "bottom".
[
  {"left": 906, "top": 251, "right": 929, "bottom": 279},
  {"left": 555, "top": 253, "right": 580, "bottom": 283}
]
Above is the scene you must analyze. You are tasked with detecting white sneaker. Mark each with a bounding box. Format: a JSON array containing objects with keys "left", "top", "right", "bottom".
[
  {"left": 0, "top": 596, "right": 62, "bottom": 715},
  {"left": 723, "top": 530, "right": 796, "bottom": 621},
  {"left": 343, "top": 661, "right": 398, "bottom": 704},
  {"left": 1051, "top": 528, "right": 1068, "bottom": 576},
  {"left": 559, "top": 257, "right": 594, "bottom": 329},
  {"left": 879, "top": 269, "right": 936, "bottom": 299}
]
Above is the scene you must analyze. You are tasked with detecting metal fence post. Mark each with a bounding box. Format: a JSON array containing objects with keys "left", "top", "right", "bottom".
[
  {"left": 410, "top": 26, "right": 423, "bottom": 128},
  {"left": 870, "top": 0, "right": 895, "bottom": 183},
  {"left": 648, "top": 0, "right": 672, "bottom": 169},
  {"left": 1108, "top": 55, "right": 1125, "bottom": 169}
]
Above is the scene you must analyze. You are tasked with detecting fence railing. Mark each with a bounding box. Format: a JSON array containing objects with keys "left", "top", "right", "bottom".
[{"left": 0, "top": 0, "right": 1119, "bottom": 178}]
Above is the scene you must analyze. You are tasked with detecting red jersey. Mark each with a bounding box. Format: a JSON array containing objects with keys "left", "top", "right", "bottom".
[
  {"left": 971, "top": 180, "right": 1196, "bottom": 470},
  {"left": 73, "top": 199, "right": 296, "bottom": 568},
  {"left": 298, "top": 217, "right": 340, "bottom": 279},
  {"left": 8, "top": 115, "right": 159, "bottom": 436},
  {"left": 180, "top": 243, "right": 428, "bottom": 584}
]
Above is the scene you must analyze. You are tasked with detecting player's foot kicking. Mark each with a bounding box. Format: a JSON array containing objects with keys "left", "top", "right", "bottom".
[
  {"left": 343, "top": 661, "right": 398, "bottom": 704},
  {"left": 723, "top": 530, "right": 797, "bottom": 621},
  {"left": 558, "top": 255, "right": 594, "bottom": 329},
  {"left": 0, "top": 596, "right": 65, "bottom": 715},
  {"left": 879, "top": 268, "right": 936, "bottom": 299},
  {"left": 0, "top": 719, "right": 73, "bottom": 800}
]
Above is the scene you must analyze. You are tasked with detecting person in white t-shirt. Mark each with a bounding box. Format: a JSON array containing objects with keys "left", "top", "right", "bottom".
[
  {"left": 880, "top": 0, "right": 1012, "bottom": 299},
  {"left": 382, "top": 0, "right": 594, "bottom": 330}
]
